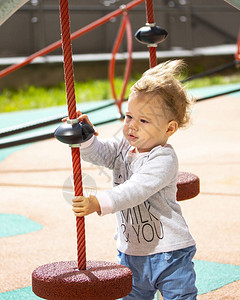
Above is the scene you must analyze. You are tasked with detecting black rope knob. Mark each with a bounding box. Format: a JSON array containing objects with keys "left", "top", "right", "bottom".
[
  {"left": 135, "top": 24, "right": 168, "bottom": 45},
  {"left": 54, "top": 120, "right": 95, "bottom": 146}
]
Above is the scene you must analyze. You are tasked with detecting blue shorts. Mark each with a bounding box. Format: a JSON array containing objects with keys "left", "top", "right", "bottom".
[{"left": 117, "top": 245, "right": 197, "bottom": 300}]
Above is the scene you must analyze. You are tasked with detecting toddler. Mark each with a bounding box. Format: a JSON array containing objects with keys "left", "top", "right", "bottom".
[{"left": 71, "top": 60, "right": 197, "bottom": 300}]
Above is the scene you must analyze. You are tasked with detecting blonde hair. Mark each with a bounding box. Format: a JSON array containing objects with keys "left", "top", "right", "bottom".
[{"left": 130, "top": 60, "right": 193, "bottom": 128}]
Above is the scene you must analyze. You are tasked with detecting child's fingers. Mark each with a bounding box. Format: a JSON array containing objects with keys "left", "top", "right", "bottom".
[
  {"left": 77, "top": 114, "right": 99, "bottom": 136},
  {"left": 72, "top": 206, "right": 84, "bottom": 213},
  {"left": 61, "top": 112, "right": 98, "bottom": 136},
  {"left": 93, "top": 126, "right": 99, "bottom": 136},
  {"left": 61, "top": 116, "right": 68, "bottom": 122},
  {"left": 74, "top": 212, "right": 85, "bottom": 217},
  {"left": 72, "top": 196, "right": 85, "bottom": 206},
  {"left": 61, "top": 111, "right": 82, "bottom": 122},
  {"left": 78, "top": 115, "right": 98, "bottom": 136},
  {"left": 72, "top": 197, "right": 88, "bottom": 217},
  {"left": 76, "top": 110, "right": 82, "bottom": 118},
  {"left": 77, "top": 114, "right": 93, "bottom": 126},
  {"left": 72, "top": 206, "right": 85, "bottom": 217}
]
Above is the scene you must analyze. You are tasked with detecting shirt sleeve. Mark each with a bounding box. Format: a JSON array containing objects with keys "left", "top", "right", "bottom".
[
  {"left": 80, "top": 135, "right": 122, "bottom": 170},
  {"left": 96, "top": 191, "right": 113, "bottom": 216}
]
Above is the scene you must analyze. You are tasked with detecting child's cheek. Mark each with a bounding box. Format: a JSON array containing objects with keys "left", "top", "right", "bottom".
[{"left": 123, "top": 125, "right": 128, "bottom": 137}]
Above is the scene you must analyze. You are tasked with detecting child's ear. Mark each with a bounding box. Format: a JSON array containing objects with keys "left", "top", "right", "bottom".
[{"left": 167, "top": 121, "right": 178, "bottom": 136}]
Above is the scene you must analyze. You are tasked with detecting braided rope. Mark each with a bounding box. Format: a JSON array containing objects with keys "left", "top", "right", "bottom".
[
  {"left": 145, "top": 0, "right": 157, "bottom": 68},
  {"left": 60, "top": 0, "right": 76, "bottom": 119},
  {"left": 59, "top": 0, "right": 86, "bottom": 270},
  {"left": 72, "top": 147, "right": 86, "bottom": 270},
  {"left": 148, "top": 46, "right": 157, "bottom": 68},
  {"left": 145, "top": 0, "right": 154, "bottom": 24}
]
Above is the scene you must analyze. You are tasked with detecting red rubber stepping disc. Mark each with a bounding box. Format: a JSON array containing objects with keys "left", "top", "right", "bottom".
[
  {"left": 32, "top": 260, "right": 132, "bottom": 300},
  {"left": 177, "top": 171, "right": 200, "bottom": 201}
]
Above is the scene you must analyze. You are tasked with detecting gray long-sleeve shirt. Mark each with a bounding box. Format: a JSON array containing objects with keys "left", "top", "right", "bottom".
[{"left": 80, "top": 135, "right": 195, "bottom": 256}]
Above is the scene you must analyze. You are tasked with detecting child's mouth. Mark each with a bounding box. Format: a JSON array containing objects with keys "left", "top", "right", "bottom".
[{"left": 129, "top": 134, "right": 137, "bottom": 141}]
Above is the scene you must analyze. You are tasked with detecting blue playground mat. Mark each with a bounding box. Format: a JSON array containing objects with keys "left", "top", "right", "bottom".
[{"left": 0, "top": 214, "right": 42, "bottom": 238}]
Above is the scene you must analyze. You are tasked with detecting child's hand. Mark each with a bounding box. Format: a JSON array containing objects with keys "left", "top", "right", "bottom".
[
  {"left": 72, "top": 195, "right": 101, "bottom": 217},
  {"left": 62, "top": 110, "right": 98, "bottom": 136}
]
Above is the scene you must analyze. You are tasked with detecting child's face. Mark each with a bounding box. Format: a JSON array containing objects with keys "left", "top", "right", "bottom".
[{"left": 123, "top": 93, "right": 177, "bottom": 153}]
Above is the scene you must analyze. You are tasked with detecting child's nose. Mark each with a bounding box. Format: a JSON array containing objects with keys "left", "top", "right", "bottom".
[{"left": 129, "top": 119, "right": 138, "bottom": 130}]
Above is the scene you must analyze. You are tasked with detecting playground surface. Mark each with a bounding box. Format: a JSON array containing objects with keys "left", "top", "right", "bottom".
[{"left": 0, "top": 88, "right": 240, "bottom": 299}]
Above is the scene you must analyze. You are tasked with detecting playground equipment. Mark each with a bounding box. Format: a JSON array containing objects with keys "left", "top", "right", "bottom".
[
  {"left": 32, "top": 0, "right": 134, "bottom": 299},
  {"left": 54, "top": 117, "right": 95, "bottom": 145}
]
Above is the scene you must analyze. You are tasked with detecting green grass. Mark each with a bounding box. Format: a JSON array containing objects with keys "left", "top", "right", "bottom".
[
  {"left": 0, "top": 78, "right": 136, "bottom": 113},
  {"left": 0, "top": 75, "right": 239, "bottom": 113},
  {"left": 184, "top": 74, "right": 240, "bottom": 89}
]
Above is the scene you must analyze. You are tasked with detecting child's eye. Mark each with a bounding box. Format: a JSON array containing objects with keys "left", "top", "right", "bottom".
[
  {"left": 126, "top": 114, "right": 132, "bottom": 120},
  {"left": 140, "top": 119, "right": 149, "bottom": 124}
]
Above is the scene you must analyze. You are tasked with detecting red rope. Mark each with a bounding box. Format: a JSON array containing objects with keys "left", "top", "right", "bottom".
[
  {"left": 60, "top": 0, "right": 76, "bottom": 119},
  {"left": 236, "top": 28, "right": 240, "bottom": 62},
  {"left": 71, "top": 148, "right": 86, "bottom": 270},
  {"left": 59, "top": 0, "right": 86, "bottom": 271},
  {"left": 0, "top": 0, "right": 144, "bottom": 79},
  {"left": 148, "top": 46, "right": 157, "bottom": 68},
  {"left": 145, "top": 0, "right": 157, "bottom": 68},
  {"left": 109, "top": 10, "right": 132, "bottom": 116},
  {"left": 145, "top": 0, "right": 154, "bottom": 24}
]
